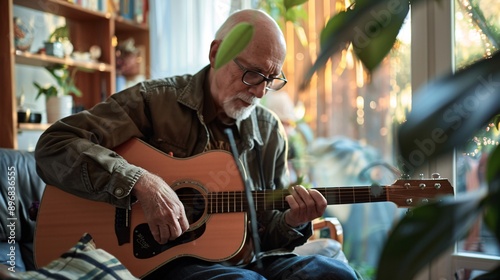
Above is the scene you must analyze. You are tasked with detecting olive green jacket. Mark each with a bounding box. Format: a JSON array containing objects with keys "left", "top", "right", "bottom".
[{"left": 35, "top": 65, "right": 312, "bottom": 255}]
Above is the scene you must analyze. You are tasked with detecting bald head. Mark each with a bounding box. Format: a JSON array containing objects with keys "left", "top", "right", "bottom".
[
  {"left": 215, "top": 9, "right": 286, "bottom": 63},
  {"left": 207, "top": 9, "right": 288, "bottom": 120}
]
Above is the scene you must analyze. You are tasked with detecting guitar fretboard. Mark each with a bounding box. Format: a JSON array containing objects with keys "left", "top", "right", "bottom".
[{"left": 205, "top": 186, "right": 388, "bottom": 214}]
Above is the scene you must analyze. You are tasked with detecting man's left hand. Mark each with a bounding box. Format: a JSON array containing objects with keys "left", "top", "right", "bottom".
[{"left": 284, "top": 185, "right": 327, "bottom": 228}]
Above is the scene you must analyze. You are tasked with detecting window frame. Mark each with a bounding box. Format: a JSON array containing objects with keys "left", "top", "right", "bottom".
[{"left": 411, "top": 0, "right": 500, "bottom": 278}]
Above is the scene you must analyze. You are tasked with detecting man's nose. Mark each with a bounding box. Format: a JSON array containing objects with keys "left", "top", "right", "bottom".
[{"left": 250, "top": 82, "right": 267, "bottom": 99}]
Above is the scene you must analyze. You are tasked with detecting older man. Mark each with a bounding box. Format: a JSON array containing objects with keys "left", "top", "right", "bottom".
[{"left": 35, "top": 9, "right": 358, "bottom": 280}]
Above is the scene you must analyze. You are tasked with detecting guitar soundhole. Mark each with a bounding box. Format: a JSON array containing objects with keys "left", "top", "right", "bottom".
[{"left": 176, "top": 186, "right": 206, "bottom": 226}]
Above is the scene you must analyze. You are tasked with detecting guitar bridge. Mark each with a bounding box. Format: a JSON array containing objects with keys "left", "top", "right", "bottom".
[{"left": 133, "top": 223, "right": 206, "bottom": 259}]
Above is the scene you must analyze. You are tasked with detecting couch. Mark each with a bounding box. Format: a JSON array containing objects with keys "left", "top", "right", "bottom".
[
  {"left": 0, "top": 148, "right": 44, "bottom": 272},
  {"left": 0, "top": 148, "right": 347, "bottom": 278}
]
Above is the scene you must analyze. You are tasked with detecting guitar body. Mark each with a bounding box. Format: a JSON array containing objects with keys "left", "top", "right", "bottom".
[
  {"left": 34, "top": 138, "right": 248, "bottom": 278},
  {"left": 34, "top": 138, "right": 455, "bottom": 278}
]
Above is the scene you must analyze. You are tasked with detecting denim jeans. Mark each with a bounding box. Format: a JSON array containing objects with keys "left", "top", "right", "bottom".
[{"left": 145, "top": 255, "right": 358, "bottom": 280}]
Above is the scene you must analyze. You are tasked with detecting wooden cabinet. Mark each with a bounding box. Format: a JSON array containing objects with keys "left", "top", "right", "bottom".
[{"left": 0, "top": 0, "right": 150, "bottom": 149}]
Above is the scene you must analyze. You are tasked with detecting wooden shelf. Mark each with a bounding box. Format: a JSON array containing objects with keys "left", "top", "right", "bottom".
[
  {"left": 18, "top": 123, "right": 52, "bottom": 131},
  {"left": 15, "top": 50, "right": 113, "bottom": 72},
  {"left": 115, "top": 16, "right": 149, "bottom": 32},
  {"left": 14, "top": 0, "right": 107, "bottom": 21},
  {"left": 2, "top": 0, "right": 150, "bottom": 149},
  {"left": 15, "top": 0, "right": 148, "bottom": 31}
]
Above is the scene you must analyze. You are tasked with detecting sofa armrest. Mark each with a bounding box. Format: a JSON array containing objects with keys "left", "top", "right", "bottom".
[{"left": 310, "top": 217, "right": 343, "bottom": 246}]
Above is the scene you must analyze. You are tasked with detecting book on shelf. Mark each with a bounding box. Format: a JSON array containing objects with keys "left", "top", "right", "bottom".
[
  {"left": 70, "top": 0, "right": 148, "bottom": 21},
  {"left": 118, "top": 0, "right": 148, "bottom": 24}
]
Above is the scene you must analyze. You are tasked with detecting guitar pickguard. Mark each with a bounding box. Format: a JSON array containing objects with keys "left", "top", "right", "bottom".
[{"left": 133, "top": 223, "right": 206, "bottom": 259}]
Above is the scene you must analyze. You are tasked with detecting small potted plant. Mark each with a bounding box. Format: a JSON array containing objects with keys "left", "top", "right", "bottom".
[
  {"left": 33, "top": 64, "right": 82, "bottom": 123},
  {"left": 45, "top": 24, "right": 73, "bottom": 58}
]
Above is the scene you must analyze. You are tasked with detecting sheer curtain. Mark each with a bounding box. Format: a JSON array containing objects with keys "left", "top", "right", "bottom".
[{"left": 150, "top": 0, "right": 247, "bottom": 79}]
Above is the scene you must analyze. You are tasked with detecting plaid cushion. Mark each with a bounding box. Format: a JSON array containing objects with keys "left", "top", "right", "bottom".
[{"left": 0, "top": 233, "right": 138, "bottom": 280}]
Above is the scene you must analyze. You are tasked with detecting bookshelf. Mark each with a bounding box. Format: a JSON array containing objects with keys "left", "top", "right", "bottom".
[{"left": 1, "top": 0, "right": 150, "bottom": 149}]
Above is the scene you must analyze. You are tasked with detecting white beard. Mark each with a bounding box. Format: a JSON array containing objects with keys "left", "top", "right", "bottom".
[{"left": 222, "top": 92, "right": 259, "bottom": 121}]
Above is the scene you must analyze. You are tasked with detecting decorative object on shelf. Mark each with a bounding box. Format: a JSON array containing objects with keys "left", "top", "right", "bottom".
[
  {"left": 16, "top": 92, "right": 42, "bottom": 124},
  {"left": 62, "top": 40, "right": 74, "bottom": 57},
  {"left": 72, "top": 51, "right": 91, "bottom": 62},
  {"left": 89, "top": 45, "right": 102, "bottom": 61},
  {"left": 44, "top": 41, "right": 64, "bottom": 58},
  {"left": 116, "top": 38, "right": 141, "bottom": 78},
  {"left": 13, "top": 17, "right": 34, "bottom": 52},
  {"left": 45, "top": 24, "right": 72, "bottom": 58},
  {"left": 33, "top": 64, "right": 83, "bottom": 123}
]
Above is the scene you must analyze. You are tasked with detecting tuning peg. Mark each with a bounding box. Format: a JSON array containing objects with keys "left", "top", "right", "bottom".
[
  {"left": 406, "top": 198, "right": 413, "bottom": 205},
  {"left": 432, "top": 173, "right": 441, "bottom": 179}
]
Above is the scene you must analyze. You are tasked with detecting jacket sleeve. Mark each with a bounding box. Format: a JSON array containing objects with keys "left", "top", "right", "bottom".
[
  {"left": 34, "top": 84, "right": 151, "bottom": 209},
  {"left": 255, "top": 118, "right": 313, "bottom": 251}
]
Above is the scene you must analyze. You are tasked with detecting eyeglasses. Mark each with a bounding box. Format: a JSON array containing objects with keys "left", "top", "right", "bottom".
[{"left": 233, "top": 59, "right": 287, "bottom": 91}]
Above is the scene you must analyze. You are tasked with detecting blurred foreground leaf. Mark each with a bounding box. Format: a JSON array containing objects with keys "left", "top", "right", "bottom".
[
  {"left": 376, "top": 191, "right": 486, "bottom": 280},
  {"left": 302, "top": 0, "right": 410, "bottom": 89},
  {"left": 215, "top": 22, "right": 254, "bottom": 69},
  {"left": 397, "top": 52, "right": 500, "bottom": 172}
]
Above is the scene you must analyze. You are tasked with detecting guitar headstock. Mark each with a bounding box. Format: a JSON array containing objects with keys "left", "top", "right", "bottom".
[{"left": 387, "top": 174, "right": 454, "bottom": 208}]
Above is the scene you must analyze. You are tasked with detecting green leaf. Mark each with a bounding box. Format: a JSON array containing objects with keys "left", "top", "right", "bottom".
[
  {"left": 352, "top": 0, "right": 409, "bottom": 71},
  {"left": 284, "top": 5, "right": 307, "bottom": 23},
  {"left": 486, "top": 145, "right": 500, "bottom": 186},
  {"left": 376, "top": 191, "right": 486, "bottom": 280},
  {"left": 319, "top": 10, "right": 352, "bottom": 51},
  {"left": 284, "top": 0, "right": 308, "bottom": 10},
  {"left": 397, "top": 52, "right": 500, "bottom": 170},
  {"left": 494, "top": 114, "right": 500, "bottom": 130},
  {"left": 33, "top": 82, "right": 58, "bottom": 100},
  {"left": 301, "top": 0, "right": 411, "bottom": 89},
  {"left": 214, "top": 22, "right": 254, "bottom": 69},
  {"left": 484, "top": 161, "right": 500, "bottom": 243}
]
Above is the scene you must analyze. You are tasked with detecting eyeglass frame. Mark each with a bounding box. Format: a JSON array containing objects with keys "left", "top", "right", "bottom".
[{"left": 233, "top": 58, "right": 287, "bottom": 91}]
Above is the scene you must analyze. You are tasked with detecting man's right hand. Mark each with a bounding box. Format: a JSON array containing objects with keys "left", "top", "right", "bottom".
[{"left": 132, "top": 172, "right": 190, "bottom": 244}]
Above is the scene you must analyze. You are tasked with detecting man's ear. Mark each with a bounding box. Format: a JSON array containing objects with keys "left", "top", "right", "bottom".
[{"left": 208, "top": 40, "right": 221, "bottom": 67}]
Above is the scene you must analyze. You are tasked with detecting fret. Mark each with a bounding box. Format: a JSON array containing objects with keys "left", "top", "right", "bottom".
[
  {"left": 254, "top": 191, "right": 258, "bottom": 211},
  {"left": 226, "top": 191, "right": 229, "bottom": 213},
  {"left": 210, "top": 192, "right": 213, "bottom": 213},
  {"left": 240, "top": 191, "right": 243, "bottom": 212},
  {"left": 263, "top": 189, "right": 266, "bottom": 210},
  {"left": 272, "top": 189, "right": 275, "bottom": 210},
  {"left": 216, "top": 191, "right": 220, "bottom": 213}
]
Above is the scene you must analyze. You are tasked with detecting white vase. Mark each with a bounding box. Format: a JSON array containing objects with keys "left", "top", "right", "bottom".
[{"left": 46, "top": 95, "right": 73, "bottom": 123}]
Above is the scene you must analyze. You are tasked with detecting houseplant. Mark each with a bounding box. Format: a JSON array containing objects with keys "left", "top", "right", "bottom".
[
  {"left": 215, "top": 0, "right": 500, "bottom": 279},
  {"left": 34, "top": 64, "right": 82, "bottom": 123},
  {"left": 45, "top": 24, "right": 73, "bottom": 58}
]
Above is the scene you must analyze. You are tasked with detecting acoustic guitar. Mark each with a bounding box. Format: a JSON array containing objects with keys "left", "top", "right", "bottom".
[{"left": 34, "top": 138, "right": 454, "bottom": 278}]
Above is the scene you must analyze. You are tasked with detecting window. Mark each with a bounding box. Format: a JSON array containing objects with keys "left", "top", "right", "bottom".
[{"left": 453, "top": 0, "right": 500, "bottom": 278}]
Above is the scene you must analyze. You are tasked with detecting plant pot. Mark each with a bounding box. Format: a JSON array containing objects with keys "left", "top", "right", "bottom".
[
  {"left": 46, "top": 95, "right": 73, "bottom": 123},
  {"left": 44, "top": 41, "right": 64, "bottom": 58}
]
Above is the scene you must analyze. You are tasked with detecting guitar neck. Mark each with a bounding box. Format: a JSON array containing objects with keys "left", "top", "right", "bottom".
[{"left": 205, "top": 186, "right": 388, "bottom": 214}]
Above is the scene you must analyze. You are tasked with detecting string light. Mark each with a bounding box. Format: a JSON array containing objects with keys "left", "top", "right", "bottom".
[{"left": 459, "top": 0, "right": 497, "bottom": 59}]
